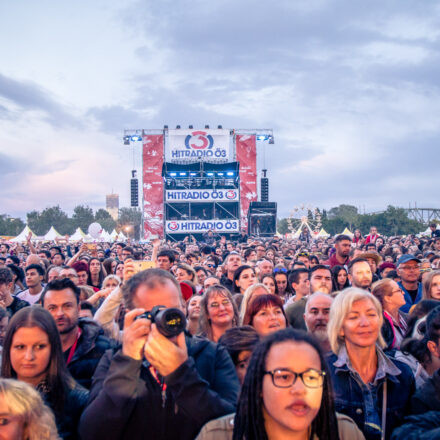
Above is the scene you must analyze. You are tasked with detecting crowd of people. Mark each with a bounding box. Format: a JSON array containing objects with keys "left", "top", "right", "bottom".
[{"left": 0, "top": 223, "right": 440, "bottom": 439}]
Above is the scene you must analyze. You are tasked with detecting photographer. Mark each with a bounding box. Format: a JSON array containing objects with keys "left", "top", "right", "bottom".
[{"left": 79, "top": 268, "right": 239, "bottom": 440}]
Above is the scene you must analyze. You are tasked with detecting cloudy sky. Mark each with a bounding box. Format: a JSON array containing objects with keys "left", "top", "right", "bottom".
[{"left": 1, "top": 0, "right": 439, "bottom": 221}]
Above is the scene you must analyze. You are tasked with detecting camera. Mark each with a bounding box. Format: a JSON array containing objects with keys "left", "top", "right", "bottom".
[{"left": 135, "top": 305, "right": 186, "bottom": 338}]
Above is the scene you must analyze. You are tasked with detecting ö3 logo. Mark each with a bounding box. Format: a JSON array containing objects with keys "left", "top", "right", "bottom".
[
  {"left": 185, "top": 131, "right": 214, "bottom": 150},
  {"left": 168, "top": 222, "right": 179, "bottom": 231},
  {"left": 226, "top": 190, "right": 236, "bottom": 200}
]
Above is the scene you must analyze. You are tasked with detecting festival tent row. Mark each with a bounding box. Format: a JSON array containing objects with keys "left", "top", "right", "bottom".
[{"left": 9, "top": 226, "right": 128, "bottom": 243}]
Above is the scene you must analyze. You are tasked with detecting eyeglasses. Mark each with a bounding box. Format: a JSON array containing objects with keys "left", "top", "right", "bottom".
[
  {"left": 420, "top": 268, "right": 432, "bottom": 274},
  {"left": 400, "top": 265, "right": 420, "bottom": 271},
  {"left": 273, "top": 268, "right": 287, "bottom": 273},
  {"left": 209, "top": 299, "right": 232, "bottom": 309},
  {"left": 264, "top": 368, "right": 325, "bottom": 389}
]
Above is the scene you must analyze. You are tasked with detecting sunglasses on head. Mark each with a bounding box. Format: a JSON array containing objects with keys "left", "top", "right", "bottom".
[{"left": 273, "top": 268, "right": 287, "bottom": 273}]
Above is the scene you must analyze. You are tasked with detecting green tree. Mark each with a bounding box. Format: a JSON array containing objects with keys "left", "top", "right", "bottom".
[
  {"left": 277, "top": 218, "right": 289, "bottom": 235},
  {"left": 72, "top": 205, "right": 95, "bottom": 232},
  {"left": 0, "top": 215, "right": 25, "bottom": 236},
  {"left": 39, "top": 206, "right": 71, "bottom": 235},
  {"left": 328, "top": 204, "right": 359, "bottom": 230},
  {"left": 95, "top": 209, "right": 117, "bottom": 232},
  {"left": 118, "top": 207, "right": 142, "bottom": 240}
]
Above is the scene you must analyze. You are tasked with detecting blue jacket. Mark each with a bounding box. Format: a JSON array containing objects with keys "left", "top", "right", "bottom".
[
  {"left": 398, "top": 281, "right": 422, "bottom": 313},
  {"left": 327, "top": 347, "right": 415, "bottom": 440}
]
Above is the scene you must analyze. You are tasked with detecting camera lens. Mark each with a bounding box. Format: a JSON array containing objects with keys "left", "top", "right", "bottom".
[{"left": 155, "top": 308, "right": 186, "bottom": 338}]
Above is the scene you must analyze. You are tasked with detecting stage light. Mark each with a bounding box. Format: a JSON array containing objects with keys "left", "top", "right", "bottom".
[
  {"left": 268, "top": 135, "right": 274, "bottom": 144},
  {"left": 189, "top": 125, "right": 193, "bottom": 129},
  {"left": 205, "top": 125, "right": 209, "bottom": 129},
  {"left": 170, "top": 172, "right": 177, "bottom": 177},
  {"left": 123, "top": 135, "right": 130, "bottom": 145},
  {"left": 217, "top": 172, "right": 224, "bottom": 176},
  {"left": 256, "top": 135, "right": 268, "bottom": 141},
  {"left": 179, "top": 172, "right": 187, "bottom": 176},
  {"left": 176, "top": 125, "right": 181, "bottom": 129},
  {"left": 207, "top": 172, "right": 214, "bottom": 176},
  {"left": 131, "top": 135, "right": 142, "bottom": 142},
  {"left": 226, "top": 172, "right": 234, "bottom": 176},
  {"left": 190, "top": 172, "right": 197, "bottom": 176},
  {"left": 164, "top": 125, "right": 168, "bottom": 129}
]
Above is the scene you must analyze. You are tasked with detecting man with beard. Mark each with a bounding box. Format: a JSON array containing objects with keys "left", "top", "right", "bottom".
[
  {"left": 42, "top": 278, "right": 115, "bottom": 389},
  {"left": 304, "top": 292, "right": 333, "bottom": 353},
  {"left": 324, "top": 234, "right": 351, "bottom": 268},
  {"left": 348, "top": 258, "right": 373, "bottom": 291}
]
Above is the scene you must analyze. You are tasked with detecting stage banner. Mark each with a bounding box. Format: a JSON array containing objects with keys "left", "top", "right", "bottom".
[
  {"left": 142, "top": 134, "right": 164, "bottom": 238},
  {"left": 165, "top": 188, "right": 239, "bottom": 202},
  {"left": 236, "top": 134, "right": 257, "bottom": 231},
  {"left": 165, "top": 219, "right": 240, "bottom": 234},
  {"left": 166, "top": 129, "right": 231, "bottom": 162}
]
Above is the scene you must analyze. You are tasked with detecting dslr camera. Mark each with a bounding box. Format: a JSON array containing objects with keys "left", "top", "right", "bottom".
[{"left": 135, "top": 305, "right": 186, "bottom": 338}]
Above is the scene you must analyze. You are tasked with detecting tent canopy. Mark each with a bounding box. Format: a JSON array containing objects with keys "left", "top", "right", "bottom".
[
  {"left": 10, "top": 225, "right": 37, "bottom": 243},
  {"left": 339, "top": 227, "right": 354, "bottom": 238},
  {"left": 44, "top": 226, "right": 62, "bottom": 241}
]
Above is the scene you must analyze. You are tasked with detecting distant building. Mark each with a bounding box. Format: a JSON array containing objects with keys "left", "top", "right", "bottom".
[{"left": 106, "top": 194, "right": 119, "bottom": 220}]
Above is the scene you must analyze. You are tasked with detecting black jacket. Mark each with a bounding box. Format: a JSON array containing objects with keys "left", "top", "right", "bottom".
[
  {"left": 220, "top": 274, "right": 234, "bottom": 293},
  {"left": 411, "top": 368, "right": 440, "bottom": 414},
  {"left": 391, "top": 411, "right": 440, "bottom": 440},
  {"left": 41, "top": 381, "right": 89, "bottom": 440},
  {"left": 79, "top": 334, "right": 239, "bottom": 440},
  {"left": 64, "top": 318, "right": 116, "bottom": 389}
]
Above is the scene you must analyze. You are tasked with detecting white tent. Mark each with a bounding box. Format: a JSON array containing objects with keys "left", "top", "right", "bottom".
[
  {"left": 100, "top": 230, "right": 112, "bottom": 242},
  {"left": 110, "top": 229, "right": 118, "bottom": 240},
  {"left": 316, "top": 228, "right": 330, "bottom": 238},
  {"left": 118, "top": 231, "right": 127, "bottom": 241},
  {"left": 43, "top": 226, "right": 62, "bottom": 241},
  {"left": 339, "top": 227, "right": 354, "bottom": 238},
  {"left": 69, "top": 227, "right": 87, "bottom": 242},
  {"left": 10, "top": 225, "right": 37, "bottom": 242}
]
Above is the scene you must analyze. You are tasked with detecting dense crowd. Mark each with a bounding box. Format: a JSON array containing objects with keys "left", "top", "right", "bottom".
[{"left": 1, "top": 223, "right": 440, "bottom": 439}]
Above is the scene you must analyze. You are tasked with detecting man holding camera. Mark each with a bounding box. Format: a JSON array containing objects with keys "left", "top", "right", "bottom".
[{"left": 80, "top": 267, "right": 239, "bottom": 440}]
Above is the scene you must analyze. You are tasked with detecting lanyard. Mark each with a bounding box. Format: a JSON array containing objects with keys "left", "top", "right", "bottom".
[
  {"left": 149, "top": 366, "right": 167, "bottom": 408},
  {"left": 66, "top": 328, "right": 82, "bottom": 365}
]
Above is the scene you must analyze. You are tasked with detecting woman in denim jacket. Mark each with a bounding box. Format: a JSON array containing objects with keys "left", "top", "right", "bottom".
[{"left": 327, "top": 288, "right": 415, "bottom": 440}]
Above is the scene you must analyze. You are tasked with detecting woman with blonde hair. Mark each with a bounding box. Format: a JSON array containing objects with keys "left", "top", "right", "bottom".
[
  {"left": 198, "top": 285, "right": 239, "bottom": 342},
  {"left": 0, "top": 378, "right": 60, "bottom": 439},
  {"left": 327, "top": 287, "right": 415, "bottom": 440},
  {"left": 422, "top": 269, "right": 440, "bottom": 300},
  {"left": 238, "top": 283, "right": 270, "bottom": 324}
]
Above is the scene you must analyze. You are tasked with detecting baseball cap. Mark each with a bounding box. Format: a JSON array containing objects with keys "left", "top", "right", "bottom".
[{"left": 397, "top": 254, "right": 421, "bottom": 266}]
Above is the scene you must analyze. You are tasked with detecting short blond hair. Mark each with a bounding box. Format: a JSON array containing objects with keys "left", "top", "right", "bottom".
[
  {"left": 327, "top": 287, "right": 385, "bottom": 354},
  {"left": 0, "top": 378, "right": 60, "bottom": 439}
]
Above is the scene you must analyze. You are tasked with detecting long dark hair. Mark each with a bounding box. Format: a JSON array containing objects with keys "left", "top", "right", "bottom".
[
  {"left": 87, "top": 257, "right": 107, "bottom": 288},
  {"left": 233, "top": 265, "right": 256, "bottom": 293},
  {"left": 331, "top": 265, "right": 349, "bottom": 291},
  {"left": 233, "top": 328, "right": 339, "bottom": 440},
  {"left": 1, "top": 307, "right": 74, "bottom": 410}
]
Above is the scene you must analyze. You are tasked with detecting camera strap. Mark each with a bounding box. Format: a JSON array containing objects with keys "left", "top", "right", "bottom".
[{"left": 149, "top": 366, "right": 167, "bottom": 408}]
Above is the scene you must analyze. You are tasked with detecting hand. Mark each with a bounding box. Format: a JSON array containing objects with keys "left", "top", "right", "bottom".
[
  {"left": 152, "top": 238, "right": 161, "bottom": 249},
  {"left": 80, "top": 243, "right": 88, "bottom": 254},
  {"left": 122, "top": 309, "right": 150, "bottom": 360},
  {"left": 26, "top": 232, "right": 32, "bottom": 242},
  {"left": 123, "top": 259, "right": 135, "bottom": 282},
  {"left": 144, "top": 325, "right": 188, "bottom": 377}
]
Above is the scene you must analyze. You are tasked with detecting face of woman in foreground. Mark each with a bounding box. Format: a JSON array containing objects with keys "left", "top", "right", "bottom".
[
  {"left": 340, "top": 298, "right": 380, "bottom": 349},
  {"left": 252, "top": 304, "right": 286, "bottom": 336},
  {"left": 10, "top": 327, "right": 51, "bottom": 387},
  {"left": 263, "top": 341, "right": 323, "bottom": 438},
  {"left": 0, "top": 398, "right": 23, "bottom": 440}
]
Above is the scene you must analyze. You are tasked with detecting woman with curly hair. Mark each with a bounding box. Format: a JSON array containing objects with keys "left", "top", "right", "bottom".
[{"left": 0, "top": 378, "right": 60, "bottom": 439}]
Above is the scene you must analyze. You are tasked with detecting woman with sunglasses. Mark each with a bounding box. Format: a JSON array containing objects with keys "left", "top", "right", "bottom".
[{"left": 230, "top": 329, "right": 363, "bottom": 440}]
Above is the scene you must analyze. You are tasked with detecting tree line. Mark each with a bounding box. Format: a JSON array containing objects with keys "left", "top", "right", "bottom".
[
  {"left": 0, "top": 206, "right": 143, "bottom": 239},
  {"left": 277, "top": 204, "right": 427, "bottom": 237}
]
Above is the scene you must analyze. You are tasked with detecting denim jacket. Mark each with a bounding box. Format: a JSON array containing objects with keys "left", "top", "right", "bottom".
[{"left": 327, "top": 346, "right": 415, "bottom": 440}]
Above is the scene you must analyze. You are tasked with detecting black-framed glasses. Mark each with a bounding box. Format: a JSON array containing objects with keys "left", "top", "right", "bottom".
[{"left": 264, "top": 368, "right": 325, "bottom": 389}]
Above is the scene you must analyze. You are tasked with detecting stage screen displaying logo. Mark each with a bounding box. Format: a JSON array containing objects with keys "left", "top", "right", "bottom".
[
  {"left": 166, "top": 129, "right": 231, "bottom": 162},
  {"left": 165, "top": 219, "right": 240, "bottom": 233},
  {"left": 165, "top": 189, "right": 239, "bottom": 202}
]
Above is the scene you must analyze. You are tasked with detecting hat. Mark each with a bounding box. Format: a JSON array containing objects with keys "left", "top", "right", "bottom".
[
  {"left": 359, "top": 251, "right": 382, "bottom": 265},
  {"left": 379, "top": 262, "right": 396, "bottom": 272},
  {"left": 397, "top": 254, "right": 421, "bottom": 266}
]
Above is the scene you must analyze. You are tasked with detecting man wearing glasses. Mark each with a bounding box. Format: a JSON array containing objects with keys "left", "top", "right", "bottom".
[{"left": 396, "top": 254, "right": 423, "bottom": 313}]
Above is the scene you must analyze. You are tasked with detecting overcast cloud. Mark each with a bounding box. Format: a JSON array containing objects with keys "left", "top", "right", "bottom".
[{"left": 0, "top": 0, "right": 439, "bottom": 220}]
